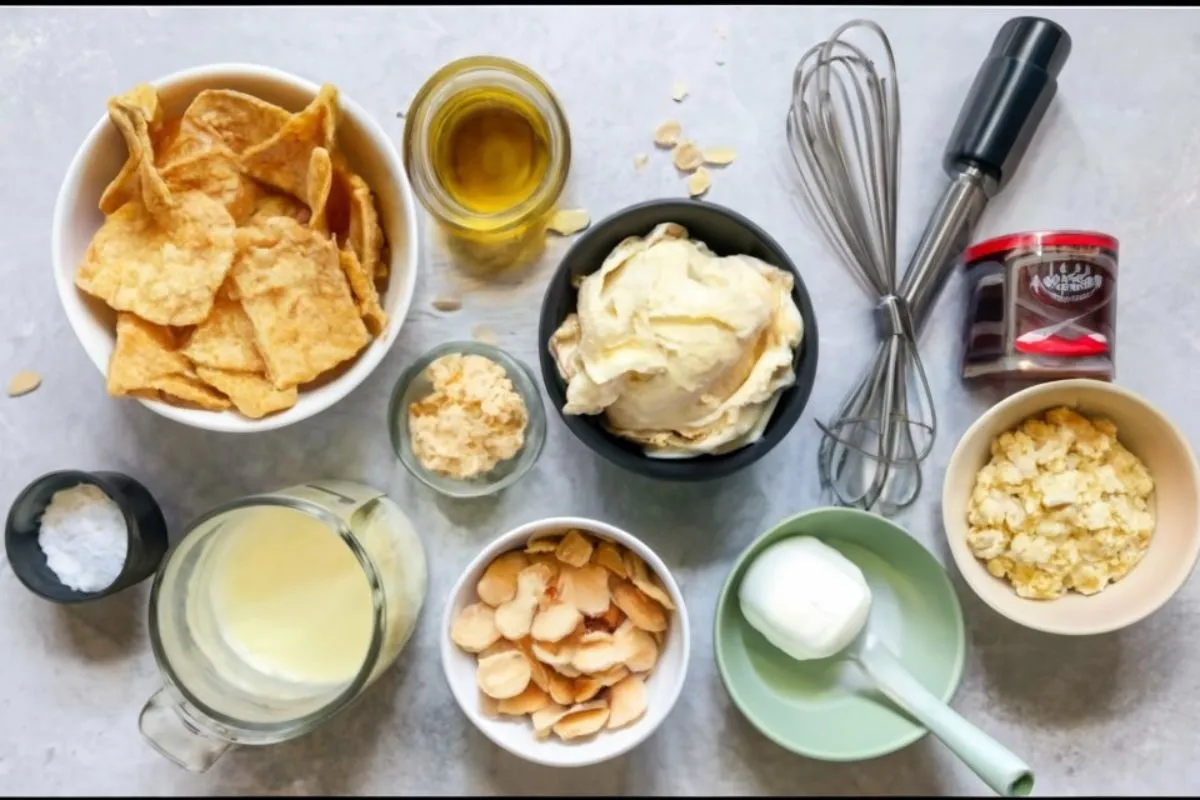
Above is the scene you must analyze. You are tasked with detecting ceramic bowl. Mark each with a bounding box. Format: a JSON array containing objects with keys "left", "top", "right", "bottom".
[
  {"left": 537, "top": 199, "right": 819, "bottom": 482},
  {"left": 51, "top": 63, "right": 420, "bottom": 433},
  {"left": 714, "top": 507, "right": 965, "bottom": 761},
  {"left": 943, "top": 379, "right": 1200, "bottom": 635},
  {"left": 440, "top": 517, "right": 691, "bottom": 768}
]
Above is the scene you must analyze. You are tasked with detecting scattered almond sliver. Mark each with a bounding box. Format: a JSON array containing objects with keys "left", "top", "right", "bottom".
[
  {"left": 653, "top": 120, "right": 682, "bottom": 148},
  {"left": 701, "top": 146, "right": 737, "bottom": 166},
  {"left": 672, "top": 141, "right": 704, "bottom": 172},
  {"left": 450, "top": 533, "right": 674, "bottom": 743},
  {"left": 471, "top": 323, "right": 499, "bottom": 347},
  {"left": 633, "top": 153, "right": 649, "bottom": 171},
  {"left": 687, "top": 167, "right": 712, "bottom": 198},
  {"left": 547, "top": 209, "right": 591, "bottom": 236},
  {"left": 431, "top": 295, "right": 462, "bottom": 312},
  {"left": 7, "top": 370, "right": 41, "bottom": 398},
  {"left": 672, "top": 81, "right": 688, "bottom": 102}
]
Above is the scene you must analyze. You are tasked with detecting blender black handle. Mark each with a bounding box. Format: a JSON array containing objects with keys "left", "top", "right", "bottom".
[{"left": 943, "top": 16, "right": 1072, "bottom": 190}]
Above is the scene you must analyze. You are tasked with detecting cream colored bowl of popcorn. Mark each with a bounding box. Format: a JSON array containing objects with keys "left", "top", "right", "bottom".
[{"left": 943, "top": 379, "right": 1200, "bottom": 636}]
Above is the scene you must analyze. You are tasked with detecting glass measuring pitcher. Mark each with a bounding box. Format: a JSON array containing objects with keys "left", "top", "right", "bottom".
[{"left": 139, "top": 480, "right": 427, "bottom": 772}]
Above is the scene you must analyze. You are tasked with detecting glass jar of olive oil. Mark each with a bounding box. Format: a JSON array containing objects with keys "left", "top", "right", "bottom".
[{"left": 403, "top": 56, "right": 571, "bottom": 273}]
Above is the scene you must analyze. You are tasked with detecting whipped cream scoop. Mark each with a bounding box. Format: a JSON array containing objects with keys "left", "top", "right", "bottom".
[{"left": 739, "top": 535, "right": 1034, "bottom": 797}]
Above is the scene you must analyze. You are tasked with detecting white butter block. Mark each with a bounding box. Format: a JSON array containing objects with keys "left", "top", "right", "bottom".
[{"left": 738, "top": 536, "right": 872, "bottom": 661}]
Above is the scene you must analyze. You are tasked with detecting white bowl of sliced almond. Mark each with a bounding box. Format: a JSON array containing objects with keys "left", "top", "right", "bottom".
[{"left": 441, "top": 517, "right": 690, "bottom": 767}]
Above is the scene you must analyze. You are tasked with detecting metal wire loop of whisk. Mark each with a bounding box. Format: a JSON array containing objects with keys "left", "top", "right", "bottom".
[{"left": 786, "top": 20, "right": 938, "bottom": 515}]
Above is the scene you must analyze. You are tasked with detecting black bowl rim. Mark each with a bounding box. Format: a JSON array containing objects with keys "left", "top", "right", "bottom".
[
  {"left": 4, "top": 469, "right": 142, "bottom": 603},
  {"left": 537, "top": 198, "right": 819, "bottom": 481}
]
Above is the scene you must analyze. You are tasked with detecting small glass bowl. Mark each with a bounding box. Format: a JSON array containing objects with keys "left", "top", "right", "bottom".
[{"left": 388, "top": 341, "right": 547, "bottom": 498}]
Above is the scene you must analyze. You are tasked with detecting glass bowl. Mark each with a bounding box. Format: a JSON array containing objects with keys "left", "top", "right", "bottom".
[{"left": 388, "top": 341, "right": 547, "bottom": 498}]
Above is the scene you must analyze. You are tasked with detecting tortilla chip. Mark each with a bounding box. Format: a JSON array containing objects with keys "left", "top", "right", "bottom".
[
  {"left": 246, "top": 192, "right": 311, "bottom": 227},
  {"left": 345, "top": 170, "right": 386, "bottom": 280},
  {"left": 181, "top": 89, "right": 291, "bottom": 155},
  {"left": 193, "top": 366, "right": 298, "bottom": 419},
  {"left": 76, "top": 190, "right": 236, "bottom": 326},
  {"left": 306, "top": 147, "right": 334, "bottom": 234},
  {"left": 156, "top": 117, "right": 220, "bottom": 167},
  {"left": 338, "top": 246, "right": 387, "bottom": 335},
  {"left": 240, "top": 84, "right": 338, "bottom": 200},
  {"left": 104, "top": 94, "right": 174, "bottom": 220},
  {"left": 98, "top": 84, "right": 163, "bottom": 215},
  {"left": 180, "top": 288, "right": 265, "bottom": 372},
  {"left": 108, "top": 313, "right": 230, "bottom": 410},
  {"left": 160, "top": 149, "right": 258, "bottom": 225},
  {"left": 231, "top": 216, "right": 368, "bottom": 389}
]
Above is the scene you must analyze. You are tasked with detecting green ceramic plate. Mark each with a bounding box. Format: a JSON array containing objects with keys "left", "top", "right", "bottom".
[{"left": 714, "top": 507, "right": 966, "bottom": 762}]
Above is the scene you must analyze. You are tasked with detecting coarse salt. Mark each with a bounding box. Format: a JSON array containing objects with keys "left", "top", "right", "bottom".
[{"left": 38, "top": 484, "right": 128, "bottom": 592}]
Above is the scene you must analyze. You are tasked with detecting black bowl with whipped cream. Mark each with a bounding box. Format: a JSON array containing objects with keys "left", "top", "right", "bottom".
[{"left": 538, "top": 199, "right": 818, "bottom": 482}]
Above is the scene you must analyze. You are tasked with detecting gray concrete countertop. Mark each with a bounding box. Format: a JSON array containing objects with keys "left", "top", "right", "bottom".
[{"left": 1, "top": 5, "right": 1197, "bottom": 795}]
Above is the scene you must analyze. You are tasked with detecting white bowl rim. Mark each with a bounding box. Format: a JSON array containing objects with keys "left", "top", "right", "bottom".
[
  {"left": 941, "top": 378, "right": 1200, "bottom": 636},
  {"left": 50, "top": 62, "right": 420, "bottom": 434},
  {"left": 439, "top": 515, "right": 692, "bottom": 768}
]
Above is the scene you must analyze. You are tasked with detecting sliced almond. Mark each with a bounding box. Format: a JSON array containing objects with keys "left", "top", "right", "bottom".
[
  {"left": 547, "top": 208, "right": 591, "bottom": 236},
  {"left": 494, "top": 562, "right": 553, "bottom": 640},
  {"left": 531, "top": 703, "right": 571, "bottom": 738},
  {"left": 616, "top": 620, "right": 659, "bottom": 673},
  {"left": 633, "top": 153, "right": 649, "bottom": 170},
  {"left": 672, "top": 140, "right": 703, "bottom": 172},
  {"left": 554, "top": 705, "right": 611, "bottom": 740},
  {"left": 702, "top": 146, "right": 737, "bottom": 166},
  {"left": 592, "top": 541, "right": 628, "bottom": 579},
  {"left": 431, "top": 295, "right": 462, "bottom": 312},
  {"left": 476, "top": 551, "right": 529, "bottom": 607},
  {"left": 547, "top": 669, "right": 576, "bottom": 705},
  {"left": 607, "top": 675, "right": 648, "bottom": 729},
  {"left": 531, "top": 637, "right": 575, "bottom": 668},
  {"left": 515, "top": 637, "right": 552, "bottom": 692},
  {"left": 612, "top": 579, "right": 667, "bottom": 632},
  {"left": 496, "top": 682, "right": 551, "bottom": 716},
  {"left": 672, "top": 81, "right": 688, "bottom": 102},
  {"left": 572, "top": 636, "right": 628, "bottom": 675},
  {"left": 558, "top": 563, "right": 611, "bottom": 617},
  {"left": 624, "top": 554, "right": 676, "bottom": 611},
  {"left": 7, "top": 370, "right": 41, "bottom": 398},
  {"left": 531, "top": 602, "right": 583, "bottom": 643},
  {"left": 472, "top": 323, "right": 499, "bottom": 346},
  {"left": 653, "top": 120, "right": 682, "bottom": 148},
  {"left": 554, "top": 663, "right": 582, "bottom": 679},
  {"left": 476, "top": 650, "right": 532, "bottom": 699},
  {"left": 572, "top": 674, "right": 606, "bottom": 704},
  {"left": 480, "top": 638, "right": 518, "bottom": 659},
  {"left": 525, "top": 536, "right": 560, "bottom": 554},
  {"left": 596, "top": 604, "right": 625, "bottom": 633},
  {"left": 450, "top": 602, "right": 501, "bottom": 653},
  {"left": 687, "top": 166, "right": 712, "bottom": 198},
  {"left": 555, "top": 530, "right": 594, "bottom": 568},
  {"left": 478, "top": 691, "right": 501, "bottom": 719},
  {"left": 580, "top": 630, "right": 614, "bottom": 645}
]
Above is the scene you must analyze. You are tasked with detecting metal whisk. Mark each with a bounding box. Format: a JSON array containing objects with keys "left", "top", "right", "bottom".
[{"left": 786, "top": 17, "right": 1072, "bottom": 515}]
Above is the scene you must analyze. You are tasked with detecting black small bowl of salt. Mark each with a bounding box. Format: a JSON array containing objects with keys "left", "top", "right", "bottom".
[{"left": 4, "top": 470, "right": 169, "bottom": 603}]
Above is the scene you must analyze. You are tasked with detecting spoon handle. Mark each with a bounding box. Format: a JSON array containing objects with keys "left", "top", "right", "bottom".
[{"left": 856, "top": 636, "right": 1033, "bottom": 797}]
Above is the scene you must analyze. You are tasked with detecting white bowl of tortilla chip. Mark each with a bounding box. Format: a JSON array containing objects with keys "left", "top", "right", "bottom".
[{"left": 51, "top": 63, "right": 419, "bottom": 433}]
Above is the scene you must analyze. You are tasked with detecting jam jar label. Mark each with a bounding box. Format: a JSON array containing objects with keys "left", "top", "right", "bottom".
[{"left": 1014, "top": 249, "right": 1115, "bottom": 358}]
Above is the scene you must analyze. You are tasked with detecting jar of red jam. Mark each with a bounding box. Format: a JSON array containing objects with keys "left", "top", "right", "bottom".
[{"left": 961, "top": 230, "right": 1118, "bottom": 385}]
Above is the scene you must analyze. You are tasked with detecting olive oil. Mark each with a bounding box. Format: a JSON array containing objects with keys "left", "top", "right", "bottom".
[{"left": 430, "top": 87, "right": 551, "bottom": 215}]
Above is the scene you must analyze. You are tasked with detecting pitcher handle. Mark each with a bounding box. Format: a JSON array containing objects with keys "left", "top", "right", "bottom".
[{"left": 139, "top": 689, "right": 230, "bottom": 772}]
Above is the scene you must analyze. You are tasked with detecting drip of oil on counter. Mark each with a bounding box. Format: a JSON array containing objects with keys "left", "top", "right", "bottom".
[{"left": 431, "top": 86, "right": 551, "bottom": 214}]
